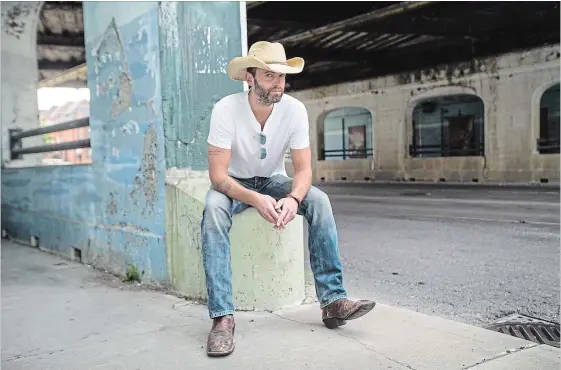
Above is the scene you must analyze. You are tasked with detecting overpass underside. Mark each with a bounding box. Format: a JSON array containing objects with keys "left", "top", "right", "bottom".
[{"left": 35, "top": 1, "right": 560, "bottom": 90}]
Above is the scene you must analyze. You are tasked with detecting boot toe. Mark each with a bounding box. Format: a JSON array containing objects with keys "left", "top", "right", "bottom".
[{"left": 207, "top": 327, "right": 235, "bottom": 357}]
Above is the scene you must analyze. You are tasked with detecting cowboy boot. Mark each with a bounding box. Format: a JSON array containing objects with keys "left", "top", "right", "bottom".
[
  {"left": 322, "top": 298, "right": 376, "bottom": 329},
  {"left": 206, "top": 315, "right": 236, "bottom": 357}
]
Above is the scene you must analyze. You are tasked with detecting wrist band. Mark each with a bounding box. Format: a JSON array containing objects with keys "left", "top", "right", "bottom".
[{"left": 287, "top": 193, "right": 301, "bottom": 205}]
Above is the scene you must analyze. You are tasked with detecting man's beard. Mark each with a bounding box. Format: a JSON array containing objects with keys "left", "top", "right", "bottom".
[{"left": 254, "top": 78, "right": 283, "bottom": 106}]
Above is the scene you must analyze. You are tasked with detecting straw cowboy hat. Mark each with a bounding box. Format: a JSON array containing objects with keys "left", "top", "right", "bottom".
[{"left": 227, "top": 41, "right": 305, "bottom": 81}]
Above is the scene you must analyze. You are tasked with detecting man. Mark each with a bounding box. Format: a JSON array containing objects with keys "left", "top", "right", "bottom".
[{"left": 202, "top": 41, "right": 376, "bottom": 357}]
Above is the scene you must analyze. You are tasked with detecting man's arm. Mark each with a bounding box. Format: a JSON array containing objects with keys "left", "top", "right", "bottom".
[
  {"left": 274, "top": 146, "right": 312, "bottom": 230},
  {"left": 208, "top": 145, "right": 279, "bottom": 224},
  {"left": 208, "top": 145, "right": 257, "bottom": 204},
  {"left": 289, "top": 146, "right": 312, "bottom": 202},
  {"left": 274, "top": 102, "right": 313, "bottom": 229},
  {"left": 287, "top": 102, "right": 313, "bottom": 203}
]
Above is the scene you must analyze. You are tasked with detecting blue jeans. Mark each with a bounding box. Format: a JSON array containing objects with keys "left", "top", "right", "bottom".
[{"left": 201, "top": 174, "right": 347, "bottom": 318}]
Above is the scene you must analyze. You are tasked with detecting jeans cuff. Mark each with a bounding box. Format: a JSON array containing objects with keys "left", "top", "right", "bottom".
[
  {"left": 320, "top": 294, "right": 347, "bottom": 309},
  {"left": 209, "top": 310, "right": 235, "bottom": 319}
]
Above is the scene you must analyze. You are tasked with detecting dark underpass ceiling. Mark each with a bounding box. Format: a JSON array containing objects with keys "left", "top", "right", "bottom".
[{"left": 38, "top": 1, "right": 560, "bottom": 91}]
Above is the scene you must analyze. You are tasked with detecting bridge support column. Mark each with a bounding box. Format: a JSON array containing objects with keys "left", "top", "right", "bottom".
[{"left": 159, "top": 2, "right": 306, "bottom": 311}]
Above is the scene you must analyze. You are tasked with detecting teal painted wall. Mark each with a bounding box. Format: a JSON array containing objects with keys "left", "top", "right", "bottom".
[
  {"left": 81, "top": 2, "right": 169, "bottom": 282},
  {"left": 159, "top": 1, "right": 244, "bottom": 170},
  {"left": 2, "top": 2, "right": 170, "bottom": 283}
]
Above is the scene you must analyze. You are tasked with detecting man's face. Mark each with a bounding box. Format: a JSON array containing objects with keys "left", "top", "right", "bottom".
[{"left": 248, "top": 68, "right": 286, "bottom": 105}]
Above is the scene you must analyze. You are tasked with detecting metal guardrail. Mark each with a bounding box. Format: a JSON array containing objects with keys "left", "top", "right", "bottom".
[
  {"left": 322, "top": 148, "right": 373, "bottom": 159},
  {"left": 409, "top": 144, "right": 484, "bottom": 157},
  {"left": 537, "top": 138, "right": 560, "bottom": 154},
  {"left": 9, "top": 117, "right": 91, "bottom": 160}
]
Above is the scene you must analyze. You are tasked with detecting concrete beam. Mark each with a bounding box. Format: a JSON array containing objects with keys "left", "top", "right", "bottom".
[
  {"left": 38, "top": 62, "right": 87, "bottom": 88},
  {"left": 272, "top": 1, "right": 434, "bottom": 44}
]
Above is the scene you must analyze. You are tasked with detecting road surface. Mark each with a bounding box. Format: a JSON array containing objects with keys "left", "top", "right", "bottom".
[{"left": 316, "top": 183, "right": 560, "bottom": 327}]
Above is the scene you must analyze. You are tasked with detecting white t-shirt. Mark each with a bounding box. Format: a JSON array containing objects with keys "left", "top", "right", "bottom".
[{"left": 207, "top": 90, "right": 310, "bottom": 178}]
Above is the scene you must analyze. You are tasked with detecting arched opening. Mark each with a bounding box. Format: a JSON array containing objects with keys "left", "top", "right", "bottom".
[
  {"left": 319, "top": 107, "right": 373, "bottom": 161},
  {"left": 410, "top": 94, "right": 484, "bottom": 158},
  {"left": 538, "top": 83, "right": 560, "bottom": 154}
]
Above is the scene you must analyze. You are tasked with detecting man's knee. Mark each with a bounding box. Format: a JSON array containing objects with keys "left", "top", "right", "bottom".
[
  {"left": 304, "top": 186, "right": 332, "bottom": 212},
  {"left": 203, "top": 189, "right": 233, "bottom": 221}
]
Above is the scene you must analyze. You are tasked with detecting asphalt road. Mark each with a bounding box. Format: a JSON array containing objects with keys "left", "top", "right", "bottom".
[{"left": 315, "top": 183, "right": 560, "bottom": 327}]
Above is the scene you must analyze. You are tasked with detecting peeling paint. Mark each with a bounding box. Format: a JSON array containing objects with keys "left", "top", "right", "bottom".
[
  {"left": 112, "top": 72, "right": 133, "bottom": 118},
  {"left": 159, "top": 1, "right": 243, "bottom": 170},
  {"left": 394, "top": 57, "right": 504, "bottom": 87},
  {"left": 4, "top": 4, "right": 171, "bottom": 284},
  {"left": 106, "top": 192, "right": 118, "bottom": 215},
  {"left": 1, "top": 2, "right": 39, "bottom": 38},
  {"left": 92, "top": 17, "right": 133, "bottom": 118},
  {"left": 130, "top": 124, "right": 159, "bottom": 214}
]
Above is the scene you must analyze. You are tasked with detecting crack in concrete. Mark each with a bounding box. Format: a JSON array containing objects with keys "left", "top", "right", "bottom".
[
  {"left": 4, "top": 349, "right": 65, "bottom": 362},
  {"left": 335, "top": 331, "right": 418, "bottom": 370},
  {"left": 460, "top": 343, "right": 538, "bottom": 369},
  {"left": 269, "top": 311, "right": 308, "bottom": 325},
  {"left": 270, "top": 312, "right": 418, "bottom": 369},
  {"left": 3, "top": 323, "right": 196, "bottom": 364}
]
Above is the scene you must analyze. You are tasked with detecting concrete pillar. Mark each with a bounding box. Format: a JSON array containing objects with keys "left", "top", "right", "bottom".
[
  {"left": 1, "top": 1, "right": 43, "bottom": 167},
  {"left": 160, "top": 2, "right": 306, "bottom": 311}
]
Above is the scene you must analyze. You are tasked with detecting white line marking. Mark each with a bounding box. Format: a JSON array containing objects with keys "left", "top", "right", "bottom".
[
  {"left": 418, "top": 214, "right": 560, "bottom": 227},
  {"left": 329, "top": 193, "right": 560, "bottom": 208}
]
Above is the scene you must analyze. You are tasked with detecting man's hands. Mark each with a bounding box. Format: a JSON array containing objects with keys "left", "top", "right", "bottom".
[
  {"left": 253, "top": 194, "right": 280, "bottom": 225},
  {"left": 273, "top": 197, "right": 299, "bottom": 231},
  {"left": 251, "top": 194, "right": 299, "bottom": 231}
]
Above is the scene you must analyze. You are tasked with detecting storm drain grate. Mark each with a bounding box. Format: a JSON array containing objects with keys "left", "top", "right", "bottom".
[{"left": 486, "top": 314, "right": 560, "bottom": 348}]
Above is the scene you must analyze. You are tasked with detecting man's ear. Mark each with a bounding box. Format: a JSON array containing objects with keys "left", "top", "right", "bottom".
[{"left": 245, "top": 72, "right": 252, "bottom": 87}]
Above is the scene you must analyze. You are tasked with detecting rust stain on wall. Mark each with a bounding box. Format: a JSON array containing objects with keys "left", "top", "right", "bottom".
[{"left": 130, "top": 124, "right": 159, "bottom": 215}]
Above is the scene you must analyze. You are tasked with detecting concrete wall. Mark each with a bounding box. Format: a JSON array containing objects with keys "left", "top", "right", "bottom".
[
  {"left": 2, "top": 2, "right": 169, "bottom": 284},
  {"left": 290, "top": 45, "right": 561, "bottom": 185},
  {"left": 1, "top": 1, "right": 43, "bottom": 167}
]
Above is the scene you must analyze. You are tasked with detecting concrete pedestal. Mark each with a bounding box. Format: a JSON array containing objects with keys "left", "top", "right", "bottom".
[{"left": 165, "top": 169, "right": 306, "bottom": 312}]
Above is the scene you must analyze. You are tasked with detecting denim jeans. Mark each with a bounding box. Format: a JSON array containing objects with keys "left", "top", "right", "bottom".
[{"left": 201, "top": 174, "right": 347, "bottom": 319}]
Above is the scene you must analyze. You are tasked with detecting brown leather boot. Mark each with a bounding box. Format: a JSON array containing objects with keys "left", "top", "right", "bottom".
[
  {"left": 322, "top": 298, "right": 376, "bottom": 329},
  {"left": 206, "top": 315, "right": 235, "bottom": 357}
]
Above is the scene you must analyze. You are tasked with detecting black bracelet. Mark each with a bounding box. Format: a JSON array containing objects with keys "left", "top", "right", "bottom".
[{"left": 287, "top": 193, "right": 301, "bottom": 205}]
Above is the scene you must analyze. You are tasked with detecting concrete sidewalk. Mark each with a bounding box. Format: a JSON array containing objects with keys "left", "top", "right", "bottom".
[{"left": 2, "top": 241, "right": 559, "bottom": 370}]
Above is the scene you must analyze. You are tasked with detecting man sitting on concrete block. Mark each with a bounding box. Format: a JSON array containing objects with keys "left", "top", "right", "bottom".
[{"left": 202, "top": 41, "right": 376, "bottom": 357}]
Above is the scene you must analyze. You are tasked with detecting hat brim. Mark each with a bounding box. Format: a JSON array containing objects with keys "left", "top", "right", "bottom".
[{"left": 227, "top": 55, "right": 304, "bottom": 81}]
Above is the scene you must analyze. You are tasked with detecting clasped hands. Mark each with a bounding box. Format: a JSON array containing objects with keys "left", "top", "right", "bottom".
[{"left": 253, "top": 193, "right": 298, "bottom": 232}]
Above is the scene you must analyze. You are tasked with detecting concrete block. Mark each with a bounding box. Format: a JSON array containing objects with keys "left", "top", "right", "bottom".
[{"left": 165, "top": 169, "right": 306, "bottom": 312}]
